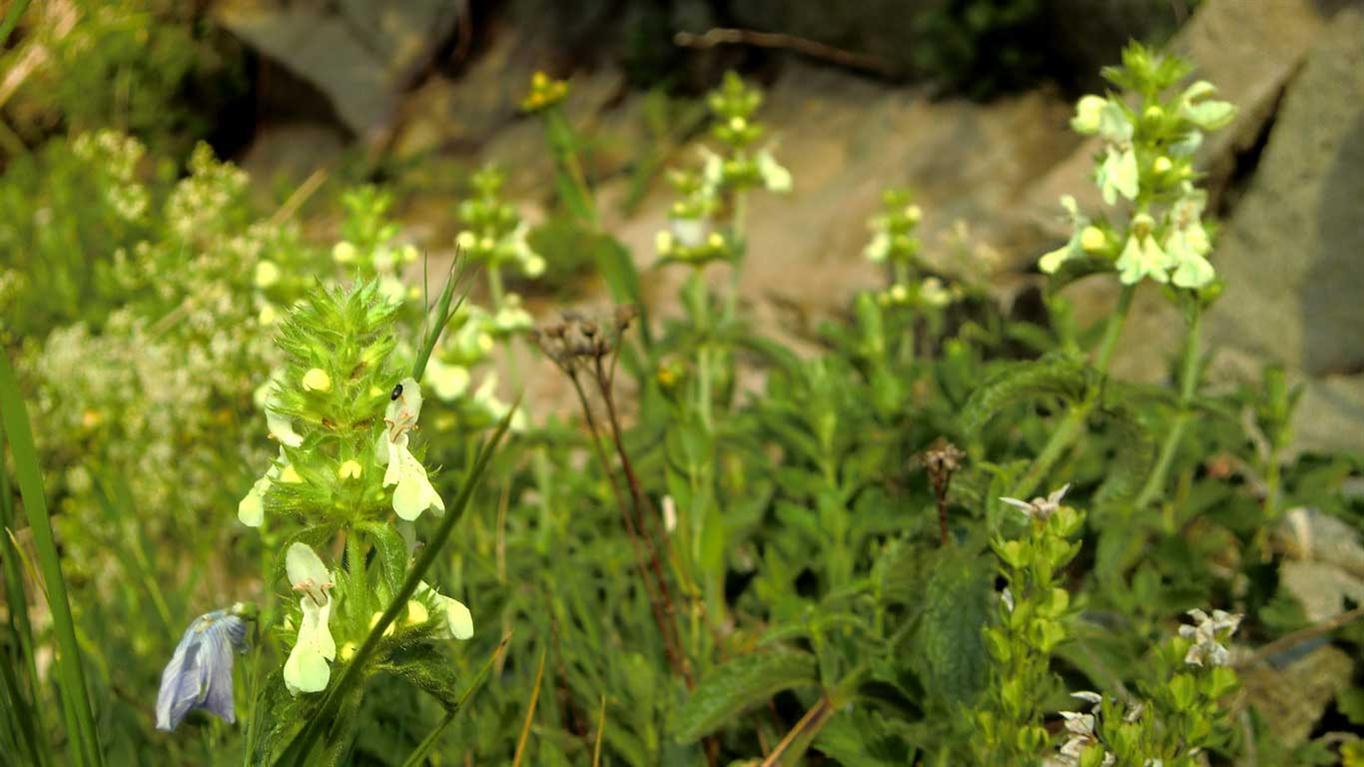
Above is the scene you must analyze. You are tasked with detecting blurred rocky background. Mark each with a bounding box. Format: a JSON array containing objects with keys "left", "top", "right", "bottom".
[{"left": 8, "top": 0, "right": 1363, "bottom": 453}]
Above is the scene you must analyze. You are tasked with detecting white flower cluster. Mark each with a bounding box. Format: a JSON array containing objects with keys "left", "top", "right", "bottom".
[{"left": 1043, "top": 80, "right": 1233, "bottom": 289}]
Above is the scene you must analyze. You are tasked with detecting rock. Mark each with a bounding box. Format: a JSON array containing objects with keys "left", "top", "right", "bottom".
[
  {"left": 214, "top": 0, "right": 460, "bottom": 142},
  {"left": 1205, "top": 8, "right": 1364, "bottom": 453},
  {"left": 594, "top": 61, "right": 1078, "bottom": 343},
  {"left": 1024, "top": 0, "right": 1328, "bottom": 233},
  {"left": 1241, "top": 644, "right": 1353, "bottom": 746}
]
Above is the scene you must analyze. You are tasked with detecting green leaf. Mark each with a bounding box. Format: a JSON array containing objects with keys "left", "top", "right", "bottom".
[
  {"left": 1092, "top": 404, "right": 1157, "bottom": 510},
  {"left": 671, "top": 649, "right": 819, "bottom": 743},
  {"left": 909, "top": 548, "right": 991, "bottom": 707},
  {"left": 1337, "top": 688, "right": 1364, "bottom": 726},
  {"left": 358, "top": 521, "right": 409, "bottom": 601},
  {"left": 958, "top": 357, "right": 1093, "bottom": 438}
]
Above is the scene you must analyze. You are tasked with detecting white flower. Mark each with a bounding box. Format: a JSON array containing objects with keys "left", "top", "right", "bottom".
[
  {"left": 1097, "top": 145, "right": 1139, "bottom": 205},
  {"left": 1178, "top": 80, "right": 1236, "bottom": 131},
  {"left": 1165, "top": 190, "right": 1215, "bottom": 289},
  {"left": 423, "top": 357, "right": 470, "bottom": 401},
  {"left": 661, "top": 495, "right": 677, "bottom": 534},
  {"left": 493, "top": 296, "right": 533, "bottom": 333},
  {"left": 266, "top": 407, "right": 303, "bottom": 448},
  {"left": 1039, "top": 196, "right": 1089, "bottom": 274},
  {"left": 671, "top": 217, "right": 709, "bottom": 248},
  {"left": 254, "top": 260, "right": 281, "bottom": 288},
  {"left": 237, "top": 473, "right": 271, "bottom": 527},
  {"left": 418, "top": 581, "right": 474, "bottom": 640},
  {"left": 699, "top": 147, "right": 724, "bottom": 193},
  {"left": 1116, "top": 214, "right": 1174, "bottom": 285},
  {"left": 1070, "top": 95, "right": 1107, "bottom": 134},
  {"left": 756, "top": 149, "right": 791, "bottom": 192},
  {"left": 509, "top": 222, "right": 544, "bottom": 278},
  {"left": 1179, "top": 608, "right": 1241, "bottom": 667},
  {"left": 378, "top": 379, "right": 444, "bottom": 521},
  {"left": 283, "top": 543, "right": 336, "bottom": 695},
  {"left": 332, "top": 241, "right": 358, "bottom": 264},
  {"left": 1000, "top": 484, "right": 1070, "bottom": 521},
  {"left": 1056, "top": 707, "right": 1114, "bottom": 767},
  {"left": 863, "top": 228, "right": 890, "bottom": 264},
  {"left": 379, "top": 276, "right": 407, "bottom": 304}
]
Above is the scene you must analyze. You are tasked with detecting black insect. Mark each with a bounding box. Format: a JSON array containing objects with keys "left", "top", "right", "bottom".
[{"left": 390, "top": 383, "right": 403, "bottom": 401}]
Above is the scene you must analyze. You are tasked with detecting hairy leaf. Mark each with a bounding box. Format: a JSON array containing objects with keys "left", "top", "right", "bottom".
[
  {"left": 909, "top": 549, "right": 991, "bottom": 707},
  {"left": 671, "top": 649, "right": 819, "bottom": 743},
  {"left": 958, "top": 357, "right": 1093, "bottom": 438}
]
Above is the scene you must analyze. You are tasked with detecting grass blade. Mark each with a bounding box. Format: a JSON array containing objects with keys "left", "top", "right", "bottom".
[
  {"left": 510, "top": 646, "right": 548, "bottom": 767},
  {"left": 1, "top": 453, "right": 47, "bottom": 765},
  {"left": 0, "top": 351, "right": 103, "bottom": 767},
  {"left": 275, "top": 403, "right": 518, "bottom": 766},
  {"left": 411, "top": 255, "right": 469, "bottom": 382}
]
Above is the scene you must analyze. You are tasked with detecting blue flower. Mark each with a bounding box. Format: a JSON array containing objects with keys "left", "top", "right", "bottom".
[{"left": 155, "top": 609, "right": 249, "bottom": 731}]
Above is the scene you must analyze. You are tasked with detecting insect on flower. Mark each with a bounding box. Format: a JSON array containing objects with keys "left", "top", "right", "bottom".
[
  {"left": 377, "top": 377, "right": 444, "bottom": 520},
  {"left": 155, "top": 605, "right": 253, "bottom": 731}
]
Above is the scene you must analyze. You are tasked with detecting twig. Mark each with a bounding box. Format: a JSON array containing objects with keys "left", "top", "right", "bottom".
[
  {"left": 511, "top": 647, "right": 548, "bottom": 767},
  {"left": 759, "top": 695, "right": 834, "bottom": 767},
  {"left": 267, "top": 167, "right": 329, "bottom": 227},
  {"left": 591, "top": 695, "right": 606, "bottom": 767},
  {"left": 1237, "top": 605, "right": 1364, "bottom": 668},
  {"left": 673, "top": 27, "right": 896, "bottom": 77}
]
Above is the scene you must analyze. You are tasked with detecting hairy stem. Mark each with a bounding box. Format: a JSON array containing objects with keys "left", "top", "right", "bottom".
[
  {"left": 1011, "top": 284, "right": 1135, "bottom": 499},
  {"left": 1134, "top": 307, "right": 1202, "bottom": 509}
]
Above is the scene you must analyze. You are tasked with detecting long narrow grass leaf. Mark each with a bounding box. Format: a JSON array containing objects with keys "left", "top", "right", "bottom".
[{"left": 0, "top": 352, "right": 103, "bottom": 767}]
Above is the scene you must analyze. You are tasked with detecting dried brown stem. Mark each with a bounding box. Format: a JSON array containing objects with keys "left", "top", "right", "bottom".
[
  {"left": 592, "top": 354, "right": 694, "bottom": 688},
  {"left": 565, "top": 365, "right": 690, "bottom": 685}
]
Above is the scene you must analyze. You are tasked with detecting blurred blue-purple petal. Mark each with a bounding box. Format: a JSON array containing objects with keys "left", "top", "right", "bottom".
[{"left": 155, "top": 609, "right": 248, "bottom": 732}]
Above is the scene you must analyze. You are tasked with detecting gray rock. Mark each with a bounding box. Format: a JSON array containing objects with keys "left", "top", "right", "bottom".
[
  {"left": 214, "top": 0, "right": 460, "bottom": 142},
  {"left": 1206, "top": 9, "right": 1364, "bottom": 452}
]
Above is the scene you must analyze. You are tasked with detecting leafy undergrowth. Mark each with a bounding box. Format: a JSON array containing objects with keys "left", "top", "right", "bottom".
[{"left": 2, "top": 43, "right": 1363, "bottom": 767}]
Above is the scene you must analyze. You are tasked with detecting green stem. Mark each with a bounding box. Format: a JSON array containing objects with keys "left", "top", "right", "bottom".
[
  {"left": 697, "top": 344, "right": 714, "bottom": 434},
  {"left": 1093, "top": 284, "right": 1135, "bottom": 374},
  {"left": 1134, "top": 307, "right": 1202, "bottom": 510},
  {"left": 487, "top": 263, "right": 504, "bottom": 309},
  {"left": 1010, "top": 285, "right": 1135, "bottom": 499}
]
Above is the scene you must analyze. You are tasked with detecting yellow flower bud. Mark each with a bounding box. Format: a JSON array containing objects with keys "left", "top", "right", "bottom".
[
  {"left": 332, "top": 241, "right": 357, "bottom": 264},
  {"left": 1153, "top": 156, "right": 1173, "bottom": 175},
  {"left": 280, "top": 464, "right": 303, "bottom": 484},
  {"left": 655, "top": 230, "right": 675, "bottom": 255},
  {"left": 1080, "top": 226, "right": 1107, "bottom": 253},
  {"left": 904, "top": 205, "right": 922, "bottom": 224},
  {"left": 339, "top": 641, "right": 357, "bottom": 661},
  {"left": 1143, "top": 105, "right": 1163, "bottom": 121},
  {"left": 406, "top": 600, "right": 430, "bottom": 626},
  {"left": 302, "top": 368, "right": 332, "bottom": 392},
  {"left": 706, "top": 232, "right": 724, "bottom": 249},
  {"left": 369, "top": 611, "right": 395, "bottom": 637},
  {"left": 729, "top": 116, "right": 747, "bottom": 133},
  {"left": 338, "top": 460, "right": 363, "bottom": 481},
  {"left": 258, "top": 303, "right": 278, "bottom": 326}
]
